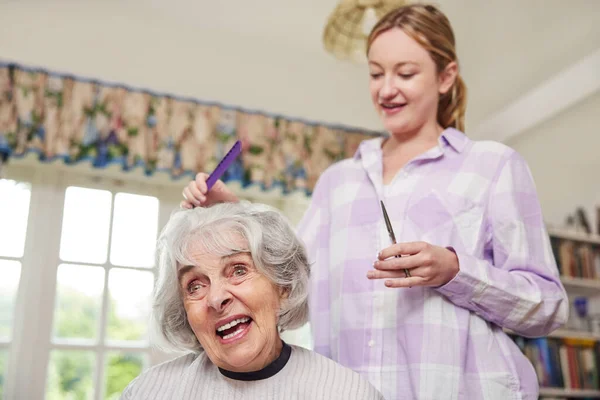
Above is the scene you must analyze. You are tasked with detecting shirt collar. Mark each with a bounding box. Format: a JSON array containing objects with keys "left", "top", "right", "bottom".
[
  {"left": 353, "top": 127, "right": 469, "bottom": 160},
  {"left": 439, "top": 127, "right": 468, "bottom": 153},
  {"left": 218, "top": 340, "right": 291, "bottom": 381}
]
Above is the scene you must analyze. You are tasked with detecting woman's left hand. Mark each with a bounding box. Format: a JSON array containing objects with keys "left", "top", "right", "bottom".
[{"left": 367, "top": 241, "right": 460, "bottom": 288}]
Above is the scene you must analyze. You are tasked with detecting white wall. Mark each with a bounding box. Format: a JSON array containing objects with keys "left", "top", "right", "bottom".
[
  {"left": 506, "top": 92, "right": 600, "bottom": 231},
  {"left": 0, "top": 0, "right": 381, "bottom": 132}
]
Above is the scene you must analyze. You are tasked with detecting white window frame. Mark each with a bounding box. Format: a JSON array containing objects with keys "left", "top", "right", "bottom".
[
  {"left": 0, "top": 164, "right": 36, "bottom": 400},
  {"left": 3, "top": 162, "right": 183, "bottom": 400}
]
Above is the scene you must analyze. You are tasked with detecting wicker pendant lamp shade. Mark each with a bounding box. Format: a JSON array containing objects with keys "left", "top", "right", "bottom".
[{"left": 322, "top": 0, "right": 409, "bottom": 62}]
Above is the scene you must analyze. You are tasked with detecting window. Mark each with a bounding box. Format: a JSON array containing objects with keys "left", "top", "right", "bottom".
[
  {"left": 3, "top": 165, "right": 312, "bottom": 399},
  {"left": 46, "top": 187, "right": 158, "bottom": 400},
  {"left": 0, "top": 179, "right": 31, "bottom": 399},
  {"left": 2, "top": 167, "right": 179, "bottom": 400}
]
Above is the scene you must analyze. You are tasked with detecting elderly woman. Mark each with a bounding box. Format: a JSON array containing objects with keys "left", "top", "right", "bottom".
[{"left": 121, "top": 201, "right": 383, "bottom": 399}]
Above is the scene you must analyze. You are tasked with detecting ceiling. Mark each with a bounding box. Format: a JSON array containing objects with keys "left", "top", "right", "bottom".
[
  {"left": 1, "top": 0, "right": 599, "bottom": 135},
  {"left": 145, "top": 0, "right": 600, "bottom": 130}
]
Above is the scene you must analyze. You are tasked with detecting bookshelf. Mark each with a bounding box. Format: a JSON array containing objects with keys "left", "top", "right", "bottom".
[
  {"left": 506, "top": 328, "right": 600, "bottom": 341},
  {"left": 547, "top": 329, "right": 600, "bottom": 341},
  {"left": 511, "top": 227, "right": 600, "bottom": 398},
  {"left": 560, "top": 276, "right": 600, "bottom": 298},
  {"left": 547, "top": 228, "right": 600, "bottom": 246},
  {"left": 539, "top": 387, "right": 600, "bottom": 398}
]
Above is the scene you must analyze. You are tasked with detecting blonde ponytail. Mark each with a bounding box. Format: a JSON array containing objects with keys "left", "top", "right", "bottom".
[{"left": 438, "top": 74, "right": 467, "bottom": 132}]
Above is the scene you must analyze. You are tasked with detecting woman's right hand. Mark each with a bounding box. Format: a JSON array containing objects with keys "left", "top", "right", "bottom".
[{"left": 180, "top": 172, "right": 239, "bottom": 209}]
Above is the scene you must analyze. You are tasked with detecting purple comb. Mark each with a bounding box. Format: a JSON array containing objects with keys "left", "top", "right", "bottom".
[{"left": 206, "top": 140, "right": 242, "bottom": 191}]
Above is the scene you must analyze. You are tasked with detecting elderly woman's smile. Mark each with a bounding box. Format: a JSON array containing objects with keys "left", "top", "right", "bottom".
[
  {"left": 179, "top": 241, "right": 284, "bottom": 373},
  {"left": 216, "top": 315, "right": 251, "bottom": 341}
]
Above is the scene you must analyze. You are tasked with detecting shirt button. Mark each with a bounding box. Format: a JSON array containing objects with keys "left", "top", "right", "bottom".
[{"left": 368, "top": 340, "right": 375, "bottom": 347}]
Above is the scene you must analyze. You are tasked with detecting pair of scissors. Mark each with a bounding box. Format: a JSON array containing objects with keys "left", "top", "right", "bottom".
[{"left": 380, "top": 201, "right": 411, "bottom": 278}]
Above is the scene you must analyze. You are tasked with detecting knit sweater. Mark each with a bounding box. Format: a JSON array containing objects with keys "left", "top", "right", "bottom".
[{"left": 120, "top": 342, "right": 384, "bottom": 400}]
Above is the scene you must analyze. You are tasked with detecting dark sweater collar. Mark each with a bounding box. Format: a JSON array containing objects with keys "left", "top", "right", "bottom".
[{"left": 218, "top": 341, "right": 292, "bottom": 381}]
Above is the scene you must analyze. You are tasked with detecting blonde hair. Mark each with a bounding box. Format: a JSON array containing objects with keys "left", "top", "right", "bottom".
[{"left": 367, "top": 4, "right": 467, "bottom": 132}]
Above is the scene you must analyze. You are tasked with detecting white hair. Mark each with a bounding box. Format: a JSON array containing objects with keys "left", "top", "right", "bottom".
[{"left": 150, "top": 201, "right": 310, "bottom": 353}]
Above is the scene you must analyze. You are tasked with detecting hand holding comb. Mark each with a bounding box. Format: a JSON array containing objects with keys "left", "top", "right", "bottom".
[{"left": 206, "top": 140, "right": 242, "bottom": 191}]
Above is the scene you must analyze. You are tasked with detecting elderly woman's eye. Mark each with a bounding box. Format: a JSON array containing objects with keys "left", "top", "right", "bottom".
[
  {"left": 232, "top": 265, "right": 247, "bottom": 277},
  {"left": 187, "top": 281, "right": 205, "bottom": 294}
]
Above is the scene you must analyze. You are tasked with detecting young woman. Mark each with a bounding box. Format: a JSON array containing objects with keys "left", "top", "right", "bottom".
[{"left": 180, "top": 4, "right": 567, "bottom": 399}]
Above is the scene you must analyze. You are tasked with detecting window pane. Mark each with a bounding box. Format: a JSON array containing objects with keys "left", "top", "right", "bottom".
[
  {"left": 46, "top": 350, "right": 95, "bottom": 400},
  {"left": 52, "top": 264, "right": 104, "bottom": 341},
  {"left": 110, "top": 193, "right": 159, "bottom": 268},
  {"left": 0, "top": 349, "right": 7, "bottom": 400},
  {"left": 103, "top": 352, "right": 145, "bottom": 400},
  {"left": 0, "top": 260, "right": 22, "bottom": 340},
  {"left": 0, "top": 179, "right": 31, "bottom": 257},
  {"left": 60, "top": 186, "right": 112, "bottom": 264},
  {"left": 106, "top": 269, "right": 153, "bottom": 342}
]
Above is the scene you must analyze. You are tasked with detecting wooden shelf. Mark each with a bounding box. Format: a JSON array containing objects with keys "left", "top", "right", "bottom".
[
  {"left": 560, "top": 276, "right": 600, "bottom": 297},
  {"left": 503, "top": 328, "right": 600, "bottom": 341},
  {"left": 539, "top": 387, "right": 600, "bottom": 397},
  {"left": 548, "top": 227, "right": 600, "bottom": 245},
  {"left": 547, "top": 328, "right": 600, "bottom": 341}
]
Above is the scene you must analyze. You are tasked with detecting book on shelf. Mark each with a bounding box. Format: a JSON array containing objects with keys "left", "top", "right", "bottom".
[
  {"left": 549, "top": 233, "right": 600, "bottom": 280},
  {"left": 507, "top": 227, "right": 600, "bottom": 397},
  {"left": 512, "top": 335, "right": 600, "bottom": 391}
]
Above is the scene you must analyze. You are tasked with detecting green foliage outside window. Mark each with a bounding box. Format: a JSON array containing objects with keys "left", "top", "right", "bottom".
[{"left": 46, "top": 287, "right": 146, "bottom": 400}]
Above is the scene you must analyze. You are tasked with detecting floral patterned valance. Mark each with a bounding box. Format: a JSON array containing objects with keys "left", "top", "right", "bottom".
[{"left": 0, "top": 62, "right": 383, "bottom": 194}]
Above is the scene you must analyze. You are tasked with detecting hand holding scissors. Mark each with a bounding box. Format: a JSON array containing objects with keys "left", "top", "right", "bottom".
[
  {"left": 380, "top": 201, "right": 411, "bottom": 278},
  {"left": 367, "top": 201, "right": 460, "bottom": 288}
]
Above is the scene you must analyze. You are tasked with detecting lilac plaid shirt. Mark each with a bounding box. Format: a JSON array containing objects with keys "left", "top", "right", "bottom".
[{"left": 296, "top": 128, "right": 568, "bottom": 400}]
